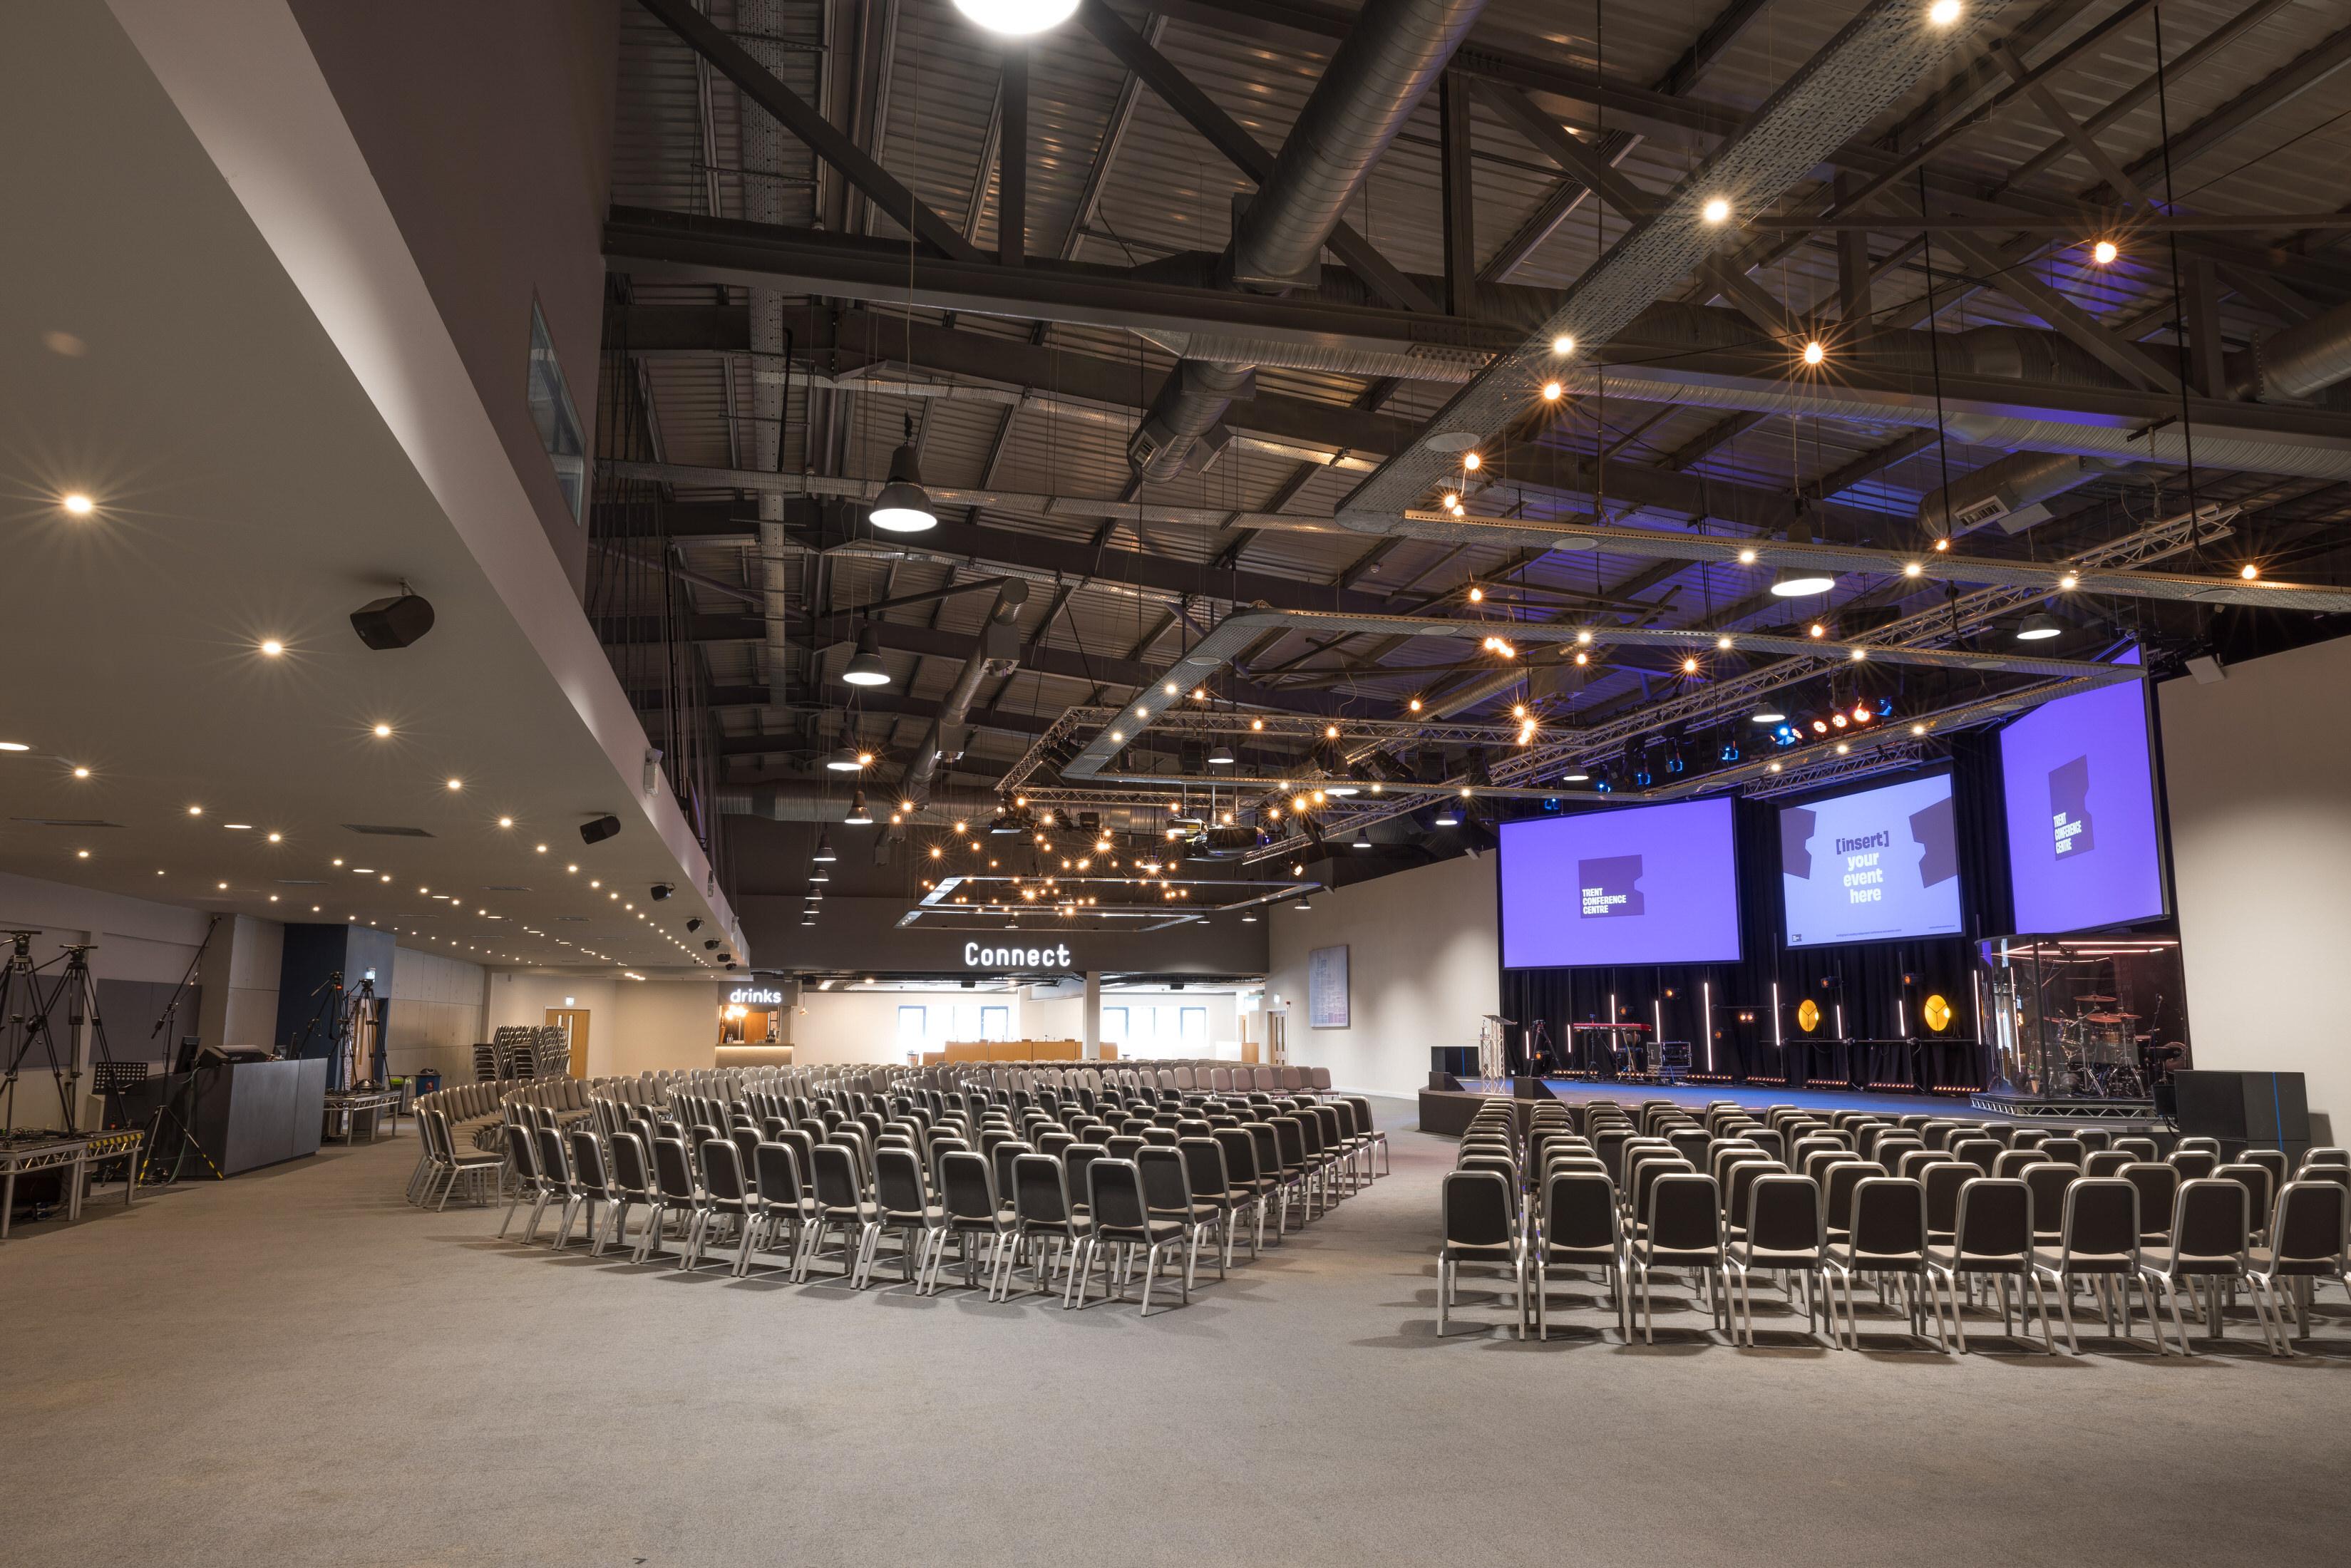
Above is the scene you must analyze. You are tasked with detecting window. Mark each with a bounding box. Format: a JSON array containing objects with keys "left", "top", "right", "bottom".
[
  {"left": 1180, "top": 1006, "right": 1207, "bottom": 1046},
  {"left": 526, "top": 301, "right": 587, "bottom": 522},
  {"left": 1101, "top": 1006, "right": 1128, "bottom": 1047},
  {"left": 896, "top": 1006, "right": 926, "bottom": 1049},
  {"left": 980, "top": 1006, "right": 1009, "bottom": 1041}
]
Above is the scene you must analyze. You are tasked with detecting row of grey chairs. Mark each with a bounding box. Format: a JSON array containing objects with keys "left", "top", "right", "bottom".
[{"left": 1441, "top": 1100, "right": 2351, "bottom": 1353}]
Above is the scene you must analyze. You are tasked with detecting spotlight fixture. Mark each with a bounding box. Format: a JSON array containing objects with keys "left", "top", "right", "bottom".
[
  {"left": 686, "top": 917, "right": 703, "bottom": 932},
  {"left": 2016, "top": 612, "right": 2063, "bottom": 641},
  {"left": 1702, "top": 197, "right": 1731, "bottom": 224},
  {"left": 2091, "top": 239, "right": 2119, "bottom": 265},
  {"left": 705, "top": 939, "right": 721, "bottom": 950},
  {"left": 1928, "top": 0, "right": 1961, "bottom": 22},
  {"left": 1241, "top": 910, "right": 1260, "bottom": 923},
  {"left": 1551, "top": 334, "right": 1575, "bottom": 355},
  {"left": 844, "top": 790, "right": 874, "bottom": 825},
  {"left": 580, "top": 814, "right": 622, "bottom": 845},
  {"left": 61, "top": 492, "right": 95, "bottom": 515},
  {"left": 259, "top": 639, "right": 284, "bottom": 657},
  {"left": 1540, "top": 381, "right": 1563, "bottom": 401},
  {"left": 350, "top": 587, "right": 436, "bottom": 650},
  {"left": 868, "top": 438, "right": 939, "bottom": 532},
  {"left": 2240, "top": 562, "right": 2261, "bottom": 580},
  {"left": 649, "top": 882, "right": 674, "bottom": 902},
  {"left": 840, "top": 626, "right": 892, "bottom": 686},
  {"left": 1801, "top": 340, "right": 1825, "bottom": 366}
]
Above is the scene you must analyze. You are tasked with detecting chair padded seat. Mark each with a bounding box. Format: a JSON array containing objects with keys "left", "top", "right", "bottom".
[
  {"left": 1925, "top": 1244, "right": 2027, "bottom": 1273},
  {"left": 2139, "top": 1245, "right": 2240, "bottom": 1276},
  {"left": 1097, "top": 1219, "right": 1185, "bottom": 1244},
  {"left": 2031, "top": 1247, "right": 2132, "bottom": 1274},
  {"left": 2246, "top": 1246, "right": 2343, "bottom": 1276},
  {"left": 1732, "top": 1246, "right": 1820, "bottom": 1271},
  {"left": 1442, "top": 1242, "right": 1518, "bottom": 1262},
  {"left": 880, "top": 1205, "right": 946, "bottom": 1224},
  {"left": 1825, "top": 1243, "right": 1925, "bottom": 1270}
]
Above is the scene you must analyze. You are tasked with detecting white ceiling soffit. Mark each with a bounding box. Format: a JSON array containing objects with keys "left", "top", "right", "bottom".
[
  {"left": 0, "top": 1, "right": 736, "bottom": 970},
  {"left": 1341, "top": 0, "right": 2016, "bottom": 518}
]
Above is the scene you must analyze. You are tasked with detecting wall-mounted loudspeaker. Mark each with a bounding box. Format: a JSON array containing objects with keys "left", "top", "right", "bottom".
[
  {"left": 579, "top": 815, "right": 621, "bottom": 845},
  {"left": 350, "top": 591, "right": 436, "bottom": 650}
]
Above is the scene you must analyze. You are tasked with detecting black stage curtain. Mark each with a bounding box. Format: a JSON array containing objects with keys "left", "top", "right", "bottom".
[{"left": 1503, "top": 737, "right": 2014, "bottom": 1093}]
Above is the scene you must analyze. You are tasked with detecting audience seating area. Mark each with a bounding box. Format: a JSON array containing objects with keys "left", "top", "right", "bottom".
[
  {"left": 411, "top": 1063, "right": 1386, "bottom": 1317},
  {"left": 1440, "top": 1097, "right": 2351, "bottom": 1356}
]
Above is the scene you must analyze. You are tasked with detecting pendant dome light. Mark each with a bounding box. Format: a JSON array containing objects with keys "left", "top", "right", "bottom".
[
  {"left": 952, "top": 0, "right": 1080, "bottom": 36},
  {"left": 824, "top": 745, "right": 868, "bottom": 773},
  {"left": 2016, "top": 612, "right": 2063, "bottom": 641},
  {"left": 1433, "top": 801, "right": 1462, "bottom": 828},
  {"left": 843, "top": 790, "right": 875, "bottom": 825},
  {"left": 812, "top": 833, "right": 838, "bottom": 864},
  {"left": 868, "top": 433, "right": 939, "bottom": 534},
  {"left": 841, "top": 625, "right": 891, "bottom": 686},
  {"left": 1207, "top": 739, "right": 1236, "bottom": 765},
  {"left": 1768, "top": 505, "right": 1839, "bottom": 597}
]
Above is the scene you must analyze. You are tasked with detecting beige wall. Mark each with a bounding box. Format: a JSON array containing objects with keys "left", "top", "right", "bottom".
[
  {"left": 386, "top": 946, "right": 487, "bottom": 1085},
  {"left": 195, "top": 913, "right": 284, "bottom": 1052},
  {"left": 1269, "top": 855, "right": 1498, "bottom": 1098},
  {"left": 2161, "top": 639, "right": 2351, "bottom": 1136},
  {"left": 485, "top": 973, "right": 727, "bottom": 1079}
]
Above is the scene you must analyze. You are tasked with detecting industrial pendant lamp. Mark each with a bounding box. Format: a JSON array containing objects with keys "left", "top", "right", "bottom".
[
  {"left": 952, "top": 0, "right": 1080, "bottom": 36},
  {"left": 1768, "top": 506, "right": 1838, "bottom": 597},
  {"left": 1350, "top": 827, "right": 1373, "bottom": 850},
  {"left": 1207, "top": 739, "right": 1235, "bottom": 765},
  {"left": 868, "top": 435, "right": 939, "bottom": 534},
  {"left": 1433, "top": 801, "right": 1461, "bottom": 828},
  {"left": 812, "top": 833, "right": 838, "bottom": 864},
  {"left": 841, "top": 626, "right": 891, "bottom": 686},
  {"left": 824, "top": 744, "right": 867, "bottom": 773},
  {"left": 2016, "top": 612, "right": 2063, "bottom": 641},
  {"left": 844, "top": 790, "right": 874, "bottom": 825}
]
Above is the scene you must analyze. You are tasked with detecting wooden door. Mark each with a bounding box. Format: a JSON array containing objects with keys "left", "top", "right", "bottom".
[{"left": 547, "top": 1009, "right": 590, "bottom": 1078}]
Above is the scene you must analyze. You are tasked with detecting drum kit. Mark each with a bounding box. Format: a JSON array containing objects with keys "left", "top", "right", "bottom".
[{"left": 2050, "top": 994, "right": 2146, "bottom": 1098}]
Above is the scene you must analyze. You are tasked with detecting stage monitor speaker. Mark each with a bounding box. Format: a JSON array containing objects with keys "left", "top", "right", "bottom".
[{"left": 2173, "top": 1069, "right": 2310, "bottom": 1158}]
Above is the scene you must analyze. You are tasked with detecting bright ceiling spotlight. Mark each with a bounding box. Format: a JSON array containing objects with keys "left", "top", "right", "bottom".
[
  {"left": 1738, "top": 547, "right": 1759, "bottom": 564},
  {"left": 2058, "top": 572, "right": 2079, "bottom": 590},
  {"left": 1933, "top": 537, "right": 1952, "bottom": 552},
  {"left": 1801, "top": 340, "right": 1826, "bottom": 366},
  {"left": 1680, "top": 656, "right": 1699, "bottom": 674},
  {"left": 372, "top": 723, "right": 393, "bottom": 738},
  {"left": 1702, "top": 197, "right": 1731, "bottom": 225},
  {"left": 445, "top": 778, "right": 463, "bottom": 790},
  {"left": 259, "top": 639, "right": 284, "bottom": 657},
  {"left": 824, "top": 744, "right": 865, "bottom": 772},
  {"left": 1903, "top": 562, "right": 1924, "bottom": 578},
  {"left": 2017, "top": 612, "right": 2064, "bottom": 641},
  {"left": 0, "top": 741, "right": 30, "bottom": 753},
  {"left": 61, "top": 492, "right": 94, "bottom": 515},
  {"left": 1928, "top": 0, "right": 1961, "bottom": 26},
  {"left": 1540, "top": 381, "right": 1563, "bottom": 401},
  {"left": 1853, "top": 703, "right": 1873, "bottom": 723},
  {"left": 1441, "top": 492, "right": 1461, "bottom": 510},
  {"left": 2240, "top": 562, "right": 2261, "bottom": 580},
  {"left": 1770, "top": 564, "right": 1838, "bottom": 597},
  {"left": 1831, "top": 713, "right": 1849, "bottom": 729},
  {"left": 1809, "top": 622, "right": 1827, "bottom": 638},
  {"left": 1717, "top": 636, "right": 1734, "bottom": 650},
  {"left": 1407, "top": 697, "right": 1423, "bottom": 713},
  {"left": 1461, "top": 451, "right": 1481, "bottom": 471},
  {"left": 868, "top": 440, "right": 939, "bottom": 533},
  {"left": 1551, "top": 334, "right": 1576, "bottom": 355},
  {"left": 841, "top": 625, "right": 891, "bottom": 686},
  {"left": 1466, "top": 585, "right": 1482, "bottom": 603},
  {"left": 951, "top": 0, "right": 1080, "bottom": 36},
  {"left": 2091, "top": 239, "right": 2119, "bottom": 266}
]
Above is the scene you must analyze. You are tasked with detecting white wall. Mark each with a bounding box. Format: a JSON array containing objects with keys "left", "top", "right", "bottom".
[
  {"left": 1270, "top": 854, "right": 1498, "bottom": 1098},
  {"left": 2162, "top": 638, "right": 2351, "bottom": 1135},
  {"left": 198, "top": 914, "right": 283, "bottom": 1050},
  {"left": 386, "top": 947, "right": 486, "bottom": 1085}
]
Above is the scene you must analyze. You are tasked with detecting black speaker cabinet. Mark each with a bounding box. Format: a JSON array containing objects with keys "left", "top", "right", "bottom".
[{"left": 2173, "top": 1069, "right": 2310, "bottom": 1159}]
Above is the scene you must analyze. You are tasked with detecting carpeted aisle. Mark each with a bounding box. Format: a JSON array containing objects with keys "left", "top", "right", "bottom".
[{"left": 1, "top": 1099, "right": 2345, "bottom": 1567}]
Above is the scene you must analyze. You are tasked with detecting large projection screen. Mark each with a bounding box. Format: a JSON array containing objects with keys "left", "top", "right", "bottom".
[
  {"left": 1779, "top": 773, "right": 1962, "bottom": 948},
  {"left": 1499, "top": 798, "right": 1742, "bottom": 969},
  {"left": 2000, "top": 676, "right": 2166, "bottom": 934}
]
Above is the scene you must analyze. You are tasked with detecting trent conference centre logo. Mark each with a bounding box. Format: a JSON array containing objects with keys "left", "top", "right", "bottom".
[
  {"left": 2049, "top": 755, "right": 2095, "bottom": 858},
  {"left": 1579, "top": 855, "right": 1645, "bottom": 918}
]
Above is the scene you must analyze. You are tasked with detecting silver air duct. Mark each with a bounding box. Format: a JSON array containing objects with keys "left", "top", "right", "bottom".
[
  {"left": 744, "top": 0, "right": 794, "bottom": 706},
  {"left": 2234, "top": 294, "right": 2351, "bottom": 403},
  {"left": 893, "top": 579, "right": 1029, "bottom": 810},
  {"left": 1916, "top": 450, "right": 2136, "bottom": 540},
  {"left": 1128, "top": 0, "right": 1490, "bottom": 480},
  {"left": 714, "top": 786, "right": 1170, "bottom": 834}
]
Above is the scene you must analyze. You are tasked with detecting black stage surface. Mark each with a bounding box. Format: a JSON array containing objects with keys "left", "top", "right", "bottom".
[{"left": 1416, "top": 1078, "right": 2163, "bottom": 1138}]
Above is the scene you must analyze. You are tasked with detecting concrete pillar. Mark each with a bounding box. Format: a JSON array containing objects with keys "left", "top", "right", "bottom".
[{"left": 1082, "top": 971, "right": 1102, "bottom": 1060}]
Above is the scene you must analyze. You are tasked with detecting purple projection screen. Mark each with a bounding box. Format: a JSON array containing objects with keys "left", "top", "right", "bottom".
[
  {"left": 2000, "top": 676, "right": 2166, "bottom": 934},
  {"left": 1499, "top": 798, "right": 1742, "bottom": 969},
  {"left": 1779, "top": 773, "right": 1963, "bottom": 948}
]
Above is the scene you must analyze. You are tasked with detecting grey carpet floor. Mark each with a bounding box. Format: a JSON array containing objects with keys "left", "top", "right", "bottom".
[{"left": 3, "top": 1102, "right": 2346, "bottom": 1567}]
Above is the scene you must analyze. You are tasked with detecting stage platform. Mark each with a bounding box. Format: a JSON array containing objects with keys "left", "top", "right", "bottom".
[{"left": 1416, "top": 1078, "right": 2164, "bottom": 1138}]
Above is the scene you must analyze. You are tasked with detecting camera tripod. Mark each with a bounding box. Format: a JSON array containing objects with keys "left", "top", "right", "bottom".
[{"left": 290, "top": 970, "right": 382, "bottom": 1091}]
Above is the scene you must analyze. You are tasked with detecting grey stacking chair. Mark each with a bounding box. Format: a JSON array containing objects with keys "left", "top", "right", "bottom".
[
  {"left": 808, "top": 1143, "right": 881, "bottom": 1286},
  {"left": 2248, "top": 1180, "right": 2350, "bottom": 1349},
  {"left": 1009, "top": 1153, "right": 1089, "bottom": 1304},
  {"left": 1079, "top": 1157, "right": 1188, "bottom": 1315},
  {"left": 1531, "top": 1170, "right": 1622, "bottom": 1341},
  {"left": 691, "top": 1138, "right": 756, "bottom": 1275},
  {"left": 1826, "top": 1176, "right": 1942, "bottom": 1350},
  {"left": 562, "top": 1129, "right": 614, "bottom": 1253},
  {"left": 1728, "top": 1172, "right": 1826, "bottom": 1346},
  {"left": 1439, "top": 1169, "right": 1523, "bottom": 1338},
  {"left": 1925, "top": 1177, "right": 2048, "bottom": 1353},
  {"left": 746, "top": 1141, "right": 816, "bottom": 1279},
  {"left": 1627, "top": 1172, "right": 1725, "bottom": 1343},
  {"left": 930, "top": 1150, "right": 1013, "bottom": 1296},
  {"left": 2030, "top": 1177, "right": 2146, "bottom": 1353},
  {"left": 498, "top": 1123, "right": 551, "bottom": 1242},
  {"left": 2141, "top": 1177, "right": 2277, "bottom": 1356}
]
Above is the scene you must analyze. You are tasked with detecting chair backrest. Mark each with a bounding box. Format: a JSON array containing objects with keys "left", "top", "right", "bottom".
[
  {"left": 1995, "top": 1148, "right": 2048, "bottom": 1180},
  {"left": 1950, "top": 1138, "right": 2002, "bottom": 1175},
  {"left": 505, "top": 1122, "right": 540, "bottom": 1180},
  {"left": 1087, "top": 1157, "right": 1151, "bottom": 1232},
  {"left": 2171, "top": 1177, "right": 2250, "bottom": 1265},
  {"left": 1178, "top": 1136, "right": 1229, "bottom": 1203},
  {"left": 1923, "top": 1160, "right": 1972, "bottom": 1234},
  {"left": 2084, "top": 1150, "right": 2133, "bottom": 1178},
  {"left": 652, "top": 1137, "right": 696, "bottom": 1203},
  {"left": 1138, "top": 1145, "right": 1193, "bottom": 1215},
  {"left": 1443, "top": 1169, "right": 1515, "bottom": 1248},
  {"left": 2213, "top": 1162, "right": 2275, "bottom": 1232},
  {"left": 1821, "top": 1161, "right": 1873, "bottom": 1231},
  {"left": 2023, "top": 1162, "right": 2074, "bottom": 1232},
  {"left": 1541, "top": 1170, "right": 1616, "bottom": 1251},
  {"left": 1213, "top": 1127, "right": 1259, "bottom": 1184},
  {"left": 568, "top": 1128, "right": 608, "bottom": 1191},
  {"left": 811, "top": 1143, "right": 865, "bottom": 1209},
  {"left": 2169, "top": 1150, "right": 2218, "bottom": 1180},
  {"left": 1951, "top": 1177, "right": 2031, "bottom": 1263},
  {"left": 1012, "top": 1152, "right": 1072, "bottom": 1227},
  {"left": 1895, "top": 1149, "right": 1947, "bottom": 1182},
  {"left": 937, "top": 1150, "right": 998, "bottom": 1224},
  {"left": 875, "top": 1146, "right": 930, "bottom": 1215},
  {"left": 701, "top": 1138, "right": 748, "bottom": 1203},
  {"left": 753, "top": 1141, "right": 804, "bottom": 1212},
  {"left": 2121, "top": 1162, "right": 2179, "bottom": 1238},
  {"left": 2113, "top": 1136, "right": 2161, "bottom": 1163},
  {"left": 1630, "top": 1155, "right": 1693, "bottom": 1221},
  {"left": 2059, "top": 1177, "right": 2140, "bottom": 1261},
  {"left": 610, "top": 1131, "right": 652, "bottom": 1195},
  {"left": 2270, "top": 1180, "right": 2350, "bottom": 1265},
  {"left": 1646, "top": 1172, "right": 1721, "bottom": 1252},
  {"left": 1847, "top": 1176, "right": 1928, "bottom": 1262},
  {"left": 1745, "top": 1172, "right": 1823, "bottom": 1255}
]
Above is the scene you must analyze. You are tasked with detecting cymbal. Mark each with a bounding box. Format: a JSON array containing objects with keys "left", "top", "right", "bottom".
[{"left": 2077, "top": 994, "right": 2117, "bottom": 1003}]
